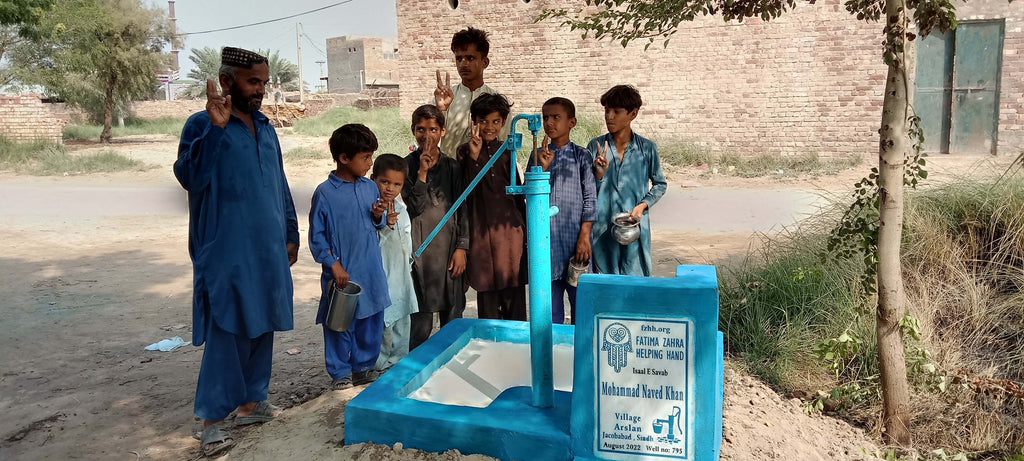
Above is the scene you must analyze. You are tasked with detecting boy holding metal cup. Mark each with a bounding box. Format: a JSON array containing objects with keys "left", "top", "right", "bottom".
[
  {"left": 529, "top": 97, "right": 597, "bottom": 325},
  {"left": 309, "top": 124, "right": 391, "bottom": 390}
]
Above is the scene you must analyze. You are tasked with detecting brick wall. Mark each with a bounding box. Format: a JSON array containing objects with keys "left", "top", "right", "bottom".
[
  {"left": 0, "top": 94, "right": 65, "bottom": 144},
  {"left": 364, "top": 37, "right": 401, "bottom": 86},
  {"left": 397, "top": 0, "right": 1023, "bottom": 157}
]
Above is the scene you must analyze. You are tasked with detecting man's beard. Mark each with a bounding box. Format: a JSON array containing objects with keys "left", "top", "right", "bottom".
[{"left": 230, "top": 85, "right": 263, "bottom": 113}]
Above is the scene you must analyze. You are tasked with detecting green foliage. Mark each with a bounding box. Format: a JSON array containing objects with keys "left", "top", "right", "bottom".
[
  {"left": 537, "top": 0, "right": 806, "bottom": 49},
  {"left": 1006, "top": 446, "right": 1024, "bottom": 461},
  {"left": 719, "top": 230, "right": 865, "bottom": 388},
  {"left": 0, "top": 136, "right": 145, "bottom": 174},
  {"left": 0, "top": 0, "right": 53, "bottom": 28},
  {"left": 62, "top": 117, "right": 185, "bottom": 140},
  {"left": 538, "top": 0, "right": 961, "bottom": 49},
  {"left": 179, "top": 47, "right": 300, "bottom": 99},
  {"left": 7, "top": 0, "right": 172, "bottom": 129},
  {"left": 293, "top": 107, "right": 411, "bottom": 156}
]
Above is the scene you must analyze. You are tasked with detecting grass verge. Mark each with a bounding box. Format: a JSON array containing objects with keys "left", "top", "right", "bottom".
[
  {"left": 721, "top": 176, "right": 1024, "bottom": 457},
  {"left": 63, "top": 117, "right": 186, "bottom": 141},
  {"left": 0, "top": 137, "right": 146, "bottom": 175}
]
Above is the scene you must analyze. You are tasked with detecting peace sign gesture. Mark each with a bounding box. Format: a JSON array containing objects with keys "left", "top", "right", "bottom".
[
  {"left": 433, "top": 70, "right": 453, "bottom": 111},
  {"left": 385, "top": 200, "right": 399, "bottom": 229},
  {"left": 593, "top": 139, "right": 610, "bottom": 180},
  {"left": 537, "top": 135, "right": 554, "bottom": 171},
  {"left": 206, "top": 79, "right": 231, "bottom": 128},
  {"left": 467, "top": 122, "right": 483, "bottom": 161}
]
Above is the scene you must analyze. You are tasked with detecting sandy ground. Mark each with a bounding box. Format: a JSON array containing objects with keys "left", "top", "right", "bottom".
[{"left": 0, "top": 133, "right": 1014, "bottom": 460}]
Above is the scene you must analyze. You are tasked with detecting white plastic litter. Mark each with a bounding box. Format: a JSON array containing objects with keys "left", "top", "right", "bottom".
[{"left": 145, "top": 336, "right": 190, "bottom": 351}]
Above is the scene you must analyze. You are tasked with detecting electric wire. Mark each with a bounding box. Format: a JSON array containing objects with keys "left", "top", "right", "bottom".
[{"left": 177, "top": 0, "right": 355, "bottom": 36}]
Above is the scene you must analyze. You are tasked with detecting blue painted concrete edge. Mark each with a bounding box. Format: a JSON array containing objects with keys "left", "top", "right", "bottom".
[{"left": 345, "top": 318, "right": 577, "bottom": 461}]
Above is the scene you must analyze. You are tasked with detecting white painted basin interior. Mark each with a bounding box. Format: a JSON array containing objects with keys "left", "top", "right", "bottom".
[{"left": 409, "top": 339, "right": 575, "bottom": 408}]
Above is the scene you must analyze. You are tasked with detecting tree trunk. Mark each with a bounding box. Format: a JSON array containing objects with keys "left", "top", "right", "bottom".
[
  {"left": 100, "top": 75, "right": 115, "bottom": 143},
  {"left": 875, "top": 0, "right": 913, "bottom": 446}
]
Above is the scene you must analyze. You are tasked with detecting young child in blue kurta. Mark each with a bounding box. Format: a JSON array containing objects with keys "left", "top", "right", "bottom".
[
  {"left": 588, "top": 85, "right": 668, "bottom": 276},
  {"left": 529, "top": 97, "right": 597, "bottom": 325},
  {"left": 309, "top": 124, "right": 391, "bottom": 390},
  {"left": 371, "top": 154, "right": 419, "bottom": 371}
]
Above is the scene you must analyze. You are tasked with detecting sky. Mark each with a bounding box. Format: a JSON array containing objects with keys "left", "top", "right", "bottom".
[{"left": 146, "top": 0, "right": 398, "bottom": 89}]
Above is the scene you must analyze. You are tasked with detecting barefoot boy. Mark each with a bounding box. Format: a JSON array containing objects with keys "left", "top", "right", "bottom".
[
  {"left": 403, "top": 105, "right": 469, "bottom": 350},
  {"left": 530, "top": 97, "right": 597, "bottom": 324},
  {"left": 459, "top": 93, "right": 527, "bottom": 320},
  {"left": 588, "top": 85, "right": 668, "bottom": 276},
  {"left": 371, "top": 154, "right": 418, "bottom": 370},
  {"left": 309, "top": 124, "right": 391, "bottom": 389}
]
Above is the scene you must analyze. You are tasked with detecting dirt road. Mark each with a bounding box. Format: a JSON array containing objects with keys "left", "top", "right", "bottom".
[{"left": 0, "top": 135, "right": 1001, "bottom": 460}]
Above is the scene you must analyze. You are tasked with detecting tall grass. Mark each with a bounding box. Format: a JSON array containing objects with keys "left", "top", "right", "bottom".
[
  {"left": 719, "top": 223, "right": 867, "bottom": 389},
  {"left": 722, "top": 176, "right": 1024, "bottom": 456},
  {"left": 292, "top": 107, "right": 412, "bottom": 155},
  {"left": 63, "top": 117, "right": 186, "bottom": 141},
  {"left": 0, "top": 137, "right": 145, "bottom": 175}
]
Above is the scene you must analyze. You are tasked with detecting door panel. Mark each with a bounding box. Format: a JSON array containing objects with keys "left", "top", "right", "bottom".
[
  {"left": 915, "top": 30, "right": 954, "bottom": 153},
  {"left": 950, "top": 21, "right": 1004, "bottom": 155}
]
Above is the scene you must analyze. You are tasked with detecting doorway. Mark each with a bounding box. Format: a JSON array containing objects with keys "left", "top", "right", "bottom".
[{"left": 915, "top": 20, "right": 1005, "bottom": 155}]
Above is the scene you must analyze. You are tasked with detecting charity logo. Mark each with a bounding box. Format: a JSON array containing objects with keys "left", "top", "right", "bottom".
[{"left": 601, "top": 322, "right": 632, "bottom": 373}]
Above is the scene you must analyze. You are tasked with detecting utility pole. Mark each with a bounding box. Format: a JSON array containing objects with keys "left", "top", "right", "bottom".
[
  {"left": 315, "top": 60, "right": 326, "bottom": 92},
  {"left": 296, "top": 22, "right": 305, "bottom": 103}
]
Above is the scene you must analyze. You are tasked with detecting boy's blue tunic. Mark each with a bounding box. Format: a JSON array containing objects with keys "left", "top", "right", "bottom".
[
  {"left": 308, "top": 173, "right": 391, "bottom": 321},
  {"left": 587, "top": 132, "right": 668, "bottom": 276},
  {"left": 529, "top": 142, "right": 598, "bottom": 280},
  {"left": 174, "top": 111, "right": 299, "bottom": 346}
]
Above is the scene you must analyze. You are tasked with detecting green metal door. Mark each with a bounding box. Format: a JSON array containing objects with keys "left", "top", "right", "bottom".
[
  {"left": 950, "top": 21, "right": 1004, "bottom": 155},
  {"left": 915, "top": 30, "right": 954, "bottom": 154}
]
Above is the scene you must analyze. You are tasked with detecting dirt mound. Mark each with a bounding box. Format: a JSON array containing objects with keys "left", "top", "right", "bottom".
[{"left": 225, "top": 362, "right": 879, "bottom": 460}]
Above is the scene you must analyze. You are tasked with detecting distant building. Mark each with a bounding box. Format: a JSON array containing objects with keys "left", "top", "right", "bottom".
[{"left": 326, "top": 36, "right": 400, "bottom": 94}]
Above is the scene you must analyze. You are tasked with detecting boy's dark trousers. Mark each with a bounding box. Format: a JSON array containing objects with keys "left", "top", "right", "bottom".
[
  {"left": 476, "top": 286, "right": 527, "bottom": 321},
  {"left": 409, "top": 308, "right": 459, "bottom": 350}
]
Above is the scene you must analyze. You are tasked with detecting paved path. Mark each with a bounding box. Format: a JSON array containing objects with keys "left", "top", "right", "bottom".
[{"left": 0, "top": 181, "right": 829, "bottom": 233}]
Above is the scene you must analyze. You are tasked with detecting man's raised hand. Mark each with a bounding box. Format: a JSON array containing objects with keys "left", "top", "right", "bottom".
[
  {"left": 434, "top": 70, "right": 453, "bottom": 111},
  {"left": 593, "top": 140, "right": 610, "bottom": 179},
  {"left": 206, "top": 79, "right": 230, "bottom": 128},
  {"left": 537, "top": 135, "right": 554, "bottom": 171}
]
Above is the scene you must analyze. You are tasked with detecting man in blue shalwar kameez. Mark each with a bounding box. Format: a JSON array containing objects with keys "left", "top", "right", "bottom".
[{"left": 174, "top": 47, "right": 299, "bottom": 458}]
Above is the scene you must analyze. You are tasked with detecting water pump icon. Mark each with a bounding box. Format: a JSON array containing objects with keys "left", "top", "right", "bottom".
[{"left": 652, "top": 406, "right": 683, "bottom": 444}]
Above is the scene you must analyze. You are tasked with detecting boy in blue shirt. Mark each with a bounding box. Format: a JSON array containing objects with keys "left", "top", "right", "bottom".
[
  {"left": 589, "top": 85, "right": 668, "bottom": 276},
  {"left": 309, "top": 124, "right": 391, "bottom": 390},
  {"left": 531, "top": 97, "right": 597, "bottom": 324}
]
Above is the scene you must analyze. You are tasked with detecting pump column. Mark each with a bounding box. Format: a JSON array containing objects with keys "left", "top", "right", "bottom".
[{"left": 522, "top": 165, "right": 553, "bottom": 408}]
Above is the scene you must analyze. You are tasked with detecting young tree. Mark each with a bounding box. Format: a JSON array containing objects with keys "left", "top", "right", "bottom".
[
  {"left": 8, "top": 0, "right": 172, "bottom": 143},
  {"left": 539, "top": 0, "right": 983, "bottom": 444}
]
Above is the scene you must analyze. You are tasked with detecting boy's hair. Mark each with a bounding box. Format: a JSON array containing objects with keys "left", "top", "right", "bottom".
[
  {"left": 600, "top": 85, "right": 643, "bottom": 113},
  {"left": 543, "top": 97, "right": 576, "bottom": 119},
  {"left": 329, "top": 123, "right": 378, "bottom": 162},
  {"left": 371, "top": 153, "right": 408, "bottom": 178},
  {"left": 470, "top": 93, "right": 512, "bottom": 121},
  {"left": 411, "top": 104, "right": 446, "bottom": 131},
  {"left": 451, "top": 27, "right": 489, "bottom": 57}
]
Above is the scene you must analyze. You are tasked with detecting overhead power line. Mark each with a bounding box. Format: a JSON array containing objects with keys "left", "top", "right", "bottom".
[{"left": 178, "top": 0, "right": 355, "bottom": 36}]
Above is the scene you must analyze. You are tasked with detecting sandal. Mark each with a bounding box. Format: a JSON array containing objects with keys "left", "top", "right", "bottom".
[
  {"left": 199, "top": 422, "right": 234, "bottom": 457},
  {"left": 352, "top": 369, "right": 380, "bottom": 386},
  {"left": 332, "top": 375, "right": 353, "bottom": 390},
  {"left": 234, "top": 400, "right": 280, "bottom": 426}
]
